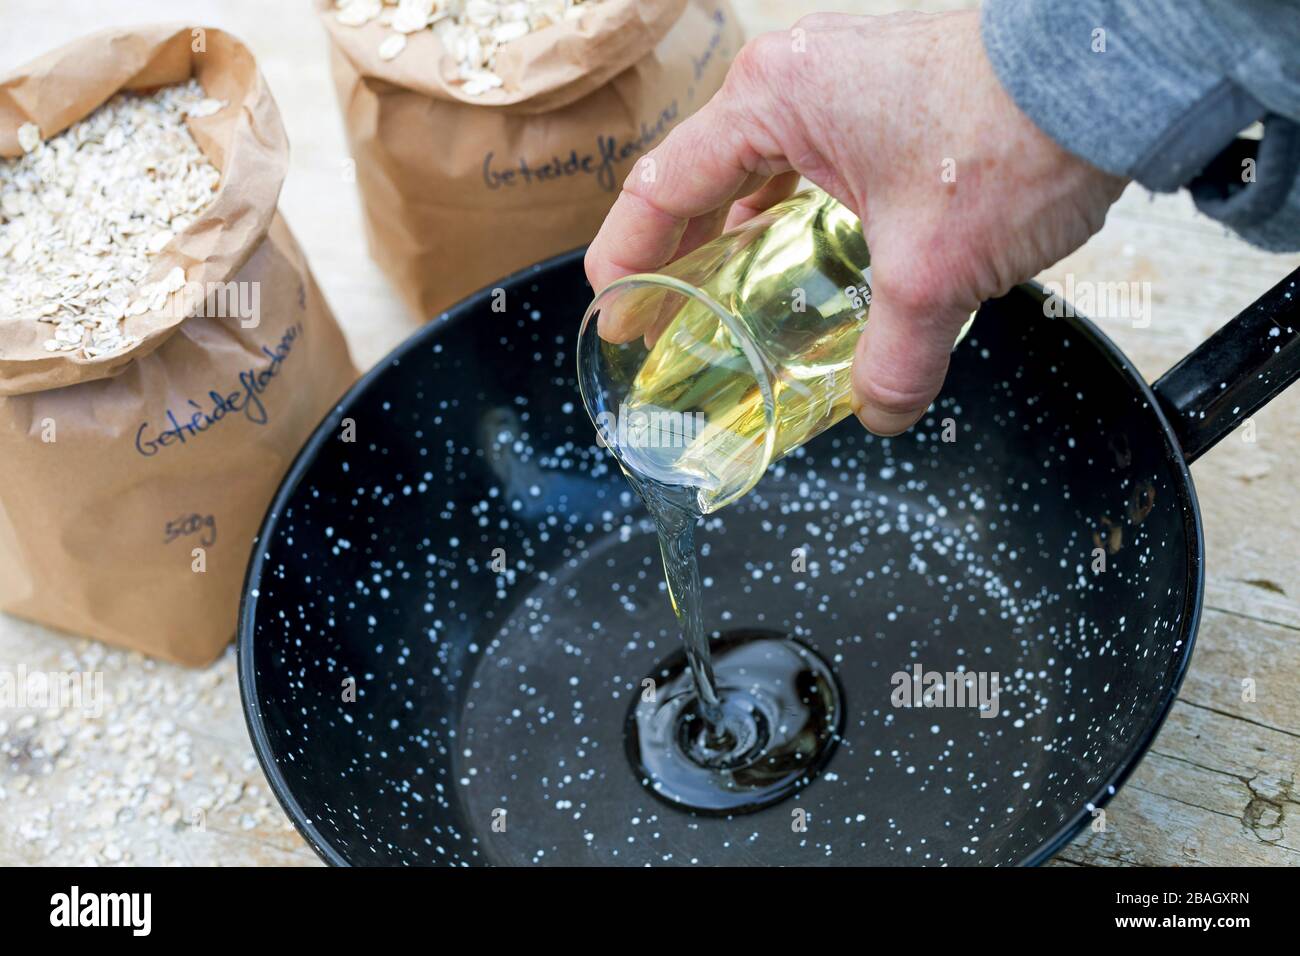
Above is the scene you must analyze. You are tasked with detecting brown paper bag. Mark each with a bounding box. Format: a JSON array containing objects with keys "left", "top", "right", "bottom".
[
  {"left": 320, "top": 0, "right": 742, "bottom": 319},
  {"left": 0, "top": 26, "right": 358, "bottom": 666}
]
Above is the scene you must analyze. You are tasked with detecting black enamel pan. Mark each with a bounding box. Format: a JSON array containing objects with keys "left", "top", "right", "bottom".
[{"left": 238, "top": 250, "right": 1300, "bottom": 865}]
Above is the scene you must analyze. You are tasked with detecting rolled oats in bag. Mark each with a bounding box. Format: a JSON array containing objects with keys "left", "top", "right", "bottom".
[
  {"left": 321, "top": 0, "right": 742, "bottom": 319},
  {"left": 0, "top": 27, "right": 358, "bottom": 665}
]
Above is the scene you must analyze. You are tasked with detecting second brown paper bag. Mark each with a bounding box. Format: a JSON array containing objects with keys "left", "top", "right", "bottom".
[{"left": 320, "top": 0, "right": 743, "bottom": 319}]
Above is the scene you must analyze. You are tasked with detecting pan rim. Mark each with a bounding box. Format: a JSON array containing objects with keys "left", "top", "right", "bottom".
[
  {"left": 236, "top": 250, "right": 587, "bottom": 868},
  {"left": 1005, "top": 281, "right": 1205, "bottom": 867},
  {"left": 236, "top": 254, "right": 1205, "bottom": 868}
]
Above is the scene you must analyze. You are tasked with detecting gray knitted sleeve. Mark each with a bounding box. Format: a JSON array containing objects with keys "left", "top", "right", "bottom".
[{"left": 980, "top": 0, "right": 1300, "bottom": 251}]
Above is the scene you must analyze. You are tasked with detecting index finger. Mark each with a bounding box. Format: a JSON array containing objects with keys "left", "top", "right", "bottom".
[{"left": 583, "top": 94, "right": 790, "bottom": 296}]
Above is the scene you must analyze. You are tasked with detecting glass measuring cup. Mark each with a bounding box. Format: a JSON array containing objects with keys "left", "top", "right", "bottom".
[{"left": 577, "top": 187, "right": 968, "bottom": 512}]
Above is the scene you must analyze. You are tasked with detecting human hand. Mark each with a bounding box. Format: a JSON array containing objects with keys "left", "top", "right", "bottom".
[{"left": 584, "top": 8, "right": 1127, "bottom": 434}]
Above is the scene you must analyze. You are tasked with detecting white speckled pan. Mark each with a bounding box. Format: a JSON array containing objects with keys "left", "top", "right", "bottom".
[{"left": 238, "top": 251, "right": 1299, "bottom": 866}]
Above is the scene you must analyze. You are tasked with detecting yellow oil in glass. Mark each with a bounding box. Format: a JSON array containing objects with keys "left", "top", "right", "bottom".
[{"left": 616, "top": 190, "right": 874, "bottom": 512}]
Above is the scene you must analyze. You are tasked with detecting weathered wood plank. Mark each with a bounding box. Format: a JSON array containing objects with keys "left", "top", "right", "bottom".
[{"left": 1061, "top": 608, "right": 1300, "bottom": 865}]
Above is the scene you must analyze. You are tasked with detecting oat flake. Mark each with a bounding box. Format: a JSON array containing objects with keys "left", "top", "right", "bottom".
[
  {"left": 378, "top": 32, "right": 408, "bottom": 60},
  {"left": 16, "top": 122, "right": 41, "bottom": 153}
]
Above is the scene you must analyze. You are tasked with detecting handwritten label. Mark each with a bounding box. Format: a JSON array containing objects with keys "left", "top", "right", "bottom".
[
  {"left": 165, "top": 514, "right": 217, "bottom": 547},
  {"left": 482, "top": 103, "right": 680, "bottom": 194},
  {"left": 693, "top": 9, "right": 728, "bottom": 81},
  {"left": 477, "top": 6, "right": 730, "bottom": 195},
  {"left": 135, "top": 322, "right": 303, "bottom": 458}
]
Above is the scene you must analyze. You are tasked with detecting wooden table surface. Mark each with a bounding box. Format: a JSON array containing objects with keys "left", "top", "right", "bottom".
[{"left": 1, "top": 0, "right": 1296, "bottom": 866}]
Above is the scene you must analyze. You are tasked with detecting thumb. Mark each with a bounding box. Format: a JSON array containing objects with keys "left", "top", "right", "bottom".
[{"left": 851, "top": 275, "right": 973, "bottom": 436}]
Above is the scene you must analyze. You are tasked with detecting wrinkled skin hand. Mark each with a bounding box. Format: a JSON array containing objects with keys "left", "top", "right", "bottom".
[{"left": 584, "top": 9, "right": 1127, "bottom": 435}]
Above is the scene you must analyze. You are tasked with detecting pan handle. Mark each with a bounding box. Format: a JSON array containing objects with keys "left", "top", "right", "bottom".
[{"left": 1151, "top": 267, "right": 1300, "bottom": 464}]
